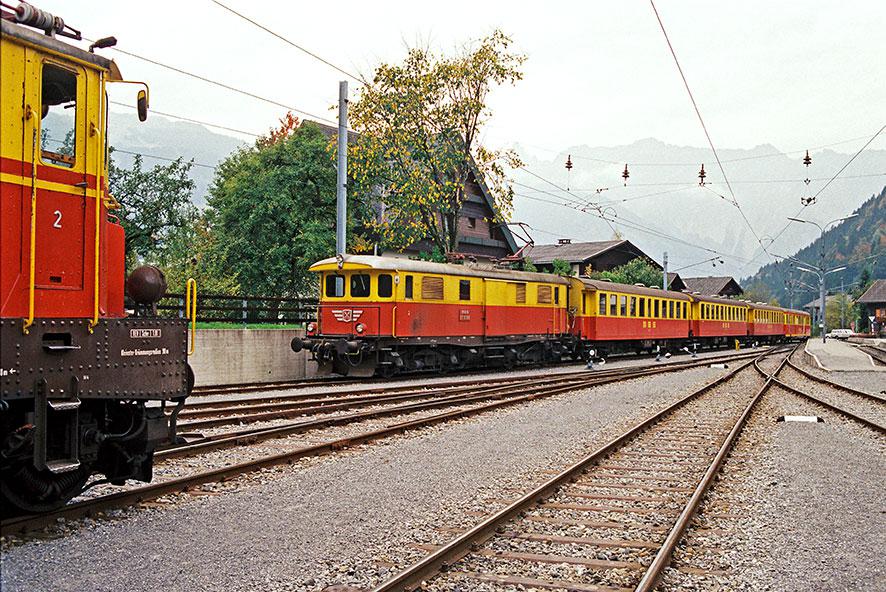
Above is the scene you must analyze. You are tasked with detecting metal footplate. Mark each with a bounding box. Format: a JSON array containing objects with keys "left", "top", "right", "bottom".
[{"left": 34, "top": 379, "right": 82, "bottom": 474}]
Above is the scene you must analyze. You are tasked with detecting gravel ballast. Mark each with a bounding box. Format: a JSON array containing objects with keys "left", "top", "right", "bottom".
[
  {"left": 662, "top": 384, "right": 885, "bottom": 591},
  {"left": 1, "top": 366, "right": 726, "bottom": 592}
]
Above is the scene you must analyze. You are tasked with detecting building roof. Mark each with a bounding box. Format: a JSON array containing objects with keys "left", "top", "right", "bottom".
[
  {"left": 802, "top": 294, "right": 849, "bottom": 310},
  {"left": 682, "top": 276, "right": 743, "bottom": 296},
  {"left": 304, "top": 120, "right": 519, "bottom": 255},
  {"left": 857, "top": 279, "right": 886, "bottom": 304},
  {"left": 667, "top": 272, "right": 687, "bottom": 291},
  {"left": 525, "top": 240, "right": 657, "bottom": 267}
]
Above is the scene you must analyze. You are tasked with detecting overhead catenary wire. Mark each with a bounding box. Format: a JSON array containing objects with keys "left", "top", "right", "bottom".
[
  {"left": 209, "top": 0, "right": 363, "bottom": 83},
  {"left": 649, "top": 0, "right": 772, "bottom": 263},
  {"left": 109, "top": 100, "right": 261, "bottom": 137},
  {"left": 87, "top": 38, "right": 340, "bottom": 127},
  {"left": 741, "top": 124, "right": 886, "bottom": 271}
]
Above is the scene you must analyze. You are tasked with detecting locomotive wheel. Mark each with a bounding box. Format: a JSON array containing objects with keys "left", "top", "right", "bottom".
[{"left": 0, "top": 462, "right": 91, "bottom": 517}]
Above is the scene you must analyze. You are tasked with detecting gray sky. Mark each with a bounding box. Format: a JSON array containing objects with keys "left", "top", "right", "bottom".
[{"left": 43, "top": 0, "right": 885, "bottom": 153}]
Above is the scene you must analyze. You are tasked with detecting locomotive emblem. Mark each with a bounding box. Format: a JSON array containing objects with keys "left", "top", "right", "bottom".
[{"left": 332, "top": 309, "right": 363, "bottom": 323}]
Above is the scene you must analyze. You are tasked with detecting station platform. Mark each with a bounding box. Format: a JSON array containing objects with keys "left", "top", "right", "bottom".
[{"left": 804, "top": 338, "right": 885, "bottom": 372}]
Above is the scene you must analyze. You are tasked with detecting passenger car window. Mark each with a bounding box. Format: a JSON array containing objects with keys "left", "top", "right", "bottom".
[
  {"left": 629, "top": 297, "right": 636, "bottom": 317},
  {"left": 609, "top": 294, "right": 617, "bottom": 316},
  {"left": 325, "top": 274, "right": 344, "bottom": 298},
  {"left": 669, "top": 301, "right": 675, "bottom": 319},
  {"left": 404, "top": 276, "right": 413, "bottom": 299},
  {"left": 350, "top": 274, "right": 371, "bottom": 297},
  {"left": 378, "top": 274, "right": 393, "bottom": 298},
  {"left": 554, "top": 287, "right": 560, "bottom": 304},
  {"left": 459, "top": 279, "right": 471, "bottom": 301},
  {"left": 620, "top": 295, "right": 627, "bottom": 316},
  {"left": 639, "top": 297, "right": 645, "bottom": 317},
  {"left": 41, "top": 63, "right": 78, "bottom": 168},
  {"left": 654, "top": 299, "right": 660, "bottom": 318}
]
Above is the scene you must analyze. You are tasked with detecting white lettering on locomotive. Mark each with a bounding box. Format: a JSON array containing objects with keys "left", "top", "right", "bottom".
[{"left": 130, "top": 328, "right": 162, "bottom": 338}]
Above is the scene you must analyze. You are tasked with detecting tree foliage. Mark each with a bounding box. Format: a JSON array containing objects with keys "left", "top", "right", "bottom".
[
  {"left": 742, "top": 280, "right": 777, "bottom": 305},
  {"left": 590, "top": 258, "right": 662, "bottom": 287},
  {"left": 205, "top": 118, "right": 345, "bottom": 297},
  {"left": 348, "top": 30, "right": 525, "bottom": 254},
  {"left": 109, "top": 151, "right": 197, "bottom": 266},
  {"left": 550, "top": 258, "right": 575, "bottom": 276},
  {"left": 825, "top": 293, "right": 855, "bottom": 330}
]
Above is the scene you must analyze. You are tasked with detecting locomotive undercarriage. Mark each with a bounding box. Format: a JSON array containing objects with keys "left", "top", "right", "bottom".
[
  {"left": 0, "top": 317, "right": 190, "bottom": 516},
  {"left": 296, "top": 335, "right": 582, "bottom": 377}
]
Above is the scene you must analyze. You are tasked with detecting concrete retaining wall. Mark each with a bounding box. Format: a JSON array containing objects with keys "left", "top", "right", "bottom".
[{"left": 188, "top": 329, "right": 312, "bottom": 386}]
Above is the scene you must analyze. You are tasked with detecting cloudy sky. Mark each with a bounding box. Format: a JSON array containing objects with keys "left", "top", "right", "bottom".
[{"left": 37, "top": 0, "right": 885, "bottom": 152}]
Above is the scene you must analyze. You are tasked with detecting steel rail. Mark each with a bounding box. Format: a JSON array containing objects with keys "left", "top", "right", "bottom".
[
  {"left": 769, "top": 378, "right": 886, "bottom": 433},
  {"left": 3, "top": 350, "right": 768, "bottom": 535},
  {"left": 187, "top": 347, "right": 775, "bottom": 398},
  {"left": 160, "top": 359, "right": 719, "bottom": 459},
  {"left": 785, "top": 357, "right": 886, "bottom": 403},
  {"left": 366, "top": 350, "right": 783, "bottom": 592},
  {"left": 177, "top": 349, "right": 774, "bottom": 421},
  {"left": 634, "top": 351, "right": 791, "bottom": 591},
  {"left": 162, "top": 349, "right": 783, "bottom": 460}
]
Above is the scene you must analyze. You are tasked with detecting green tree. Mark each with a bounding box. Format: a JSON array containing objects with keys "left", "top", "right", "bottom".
[
  {"left": 206, "top": 119, "right": 346, "bottom": 297},
  {"left": 551, "top": 258, "right": 575, "bottom": 276},
  {"left": 590, "top": 258, "right": 662, "bottom": 287},
  {"left": 155, "top": 213, "right": 240, "bottom": 296},
  {"left": 825, "top": 293, "right": 856, "bottom": 330},
  {"left": 109, "top": 151, "right": 197, "bottom": 266},
  {"left": 348, "top": 30, "right": 525, "bottom": 254},
  {"left": 520, "top": 258, "right": 538, "bottom": 272},
  {"left": 742, "top": 280, "right": 776, "bottom": 304}
]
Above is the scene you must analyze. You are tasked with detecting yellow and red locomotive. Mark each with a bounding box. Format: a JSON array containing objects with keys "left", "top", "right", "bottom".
[
  {"left": 1, "top": 5, "right": 191, "bottom": 514},
  {"left": 297, "top": 255, "right": 810, "bottom": 376}
]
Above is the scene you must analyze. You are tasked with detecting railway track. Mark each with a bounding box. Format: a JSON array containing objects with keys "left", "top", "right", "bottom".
[
  {"left": 175, "top": 349, "right": 776, "bottom": 425},
  {"left": 0, "top": 348, "right": 781, "bottom": 536},
  {"left": 365, "top": 345, "right": 885, "bottom": 592},
  {"left": 855, "top": 344, "right": 886, "bottom": 366},
  {"left": 364, "top": 349, "right": 789, "bottom": 592},
  {"left": 186, "top": 347, "right": 776, "bottom": 398},
  {"left": 163, "top": 349, "right": 776, "bottom": 458}
]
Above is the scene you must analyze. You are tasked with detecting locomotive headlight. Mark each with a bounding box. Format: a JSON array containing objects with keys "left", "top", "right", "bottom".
[
  {"left": 307, "top": 322, "right": 317, "bottom": 334},
  {"left": 355, "top": 323, "right": 365, "bottom": 334}
]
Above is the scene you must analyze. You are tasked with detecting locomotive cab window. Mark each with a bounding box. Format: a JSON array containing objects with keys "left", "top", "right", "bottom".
[
  {"left": 350, "top": 274, "right": 371, "bottom": 297},
  {"left": 40, "top": 63, "right": 78, "bottom": 168},
  {"left": 459, "top": 279, "right": 471, "bottom": 301},
  {"left": 554, "top": 287, "right": 560, "bottom": 304},
  {"left": 325, "top": 274, "right": 345, "bottom": 298},
  {"left": 378, "top": 274, "right": 393, "bottom": 298},
  {"left": 404, "top": 275, "right": 414, "bottom": 299}
]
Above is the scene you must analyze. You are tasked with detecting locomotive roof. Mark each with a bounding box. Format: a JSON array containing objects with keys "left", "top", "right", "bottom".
[
  {"left": 1, "top": 18, "right": 120, "bottom": 76},
  {"left": 310, "top": 255, "right": 571, "bottom": 285},
  {"left": 577, "top": 277, "right": 691, "bottom": 300}
]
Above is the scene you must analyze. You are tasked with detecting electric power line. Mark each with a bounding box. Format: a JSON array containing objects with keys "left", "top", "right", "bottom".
[
  {"left": 89, "top": 38, "right": 339, "bottom": 126},
  {"left": 209, "top": 0, "right": 362, "bottom": 83},
  {"left": 109, "top": 100, "right": 260, "bottom": 137}
]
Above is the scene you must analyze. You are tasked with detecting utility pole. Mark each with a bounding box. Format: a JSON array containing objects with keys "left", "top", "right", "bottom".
[
  {"left": 786, "top": 214, "right": 857, "bottom": 343},
  {"left": 662, "top": 251, "right": 668, "bottom": 291},
  {"left": 840, "top": 279, "right": 845, "bottom": 329},
  {"left": 336, "top": 80, "right": 348, "bottom": 256}
]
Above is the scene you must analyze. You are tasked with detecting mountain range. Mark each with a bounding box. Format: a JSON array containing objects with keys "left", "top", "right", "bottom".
[{"left": 97, "top": 109, "right": 884, "bottom": 279}]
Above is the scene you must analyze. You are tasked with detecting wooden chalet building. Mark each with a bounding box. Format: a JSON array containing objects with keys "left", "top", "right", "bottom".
[
  {"left": 307, "top": 120, "right": 518, "bottom": 262},
  {"left": 857, "top": 279, "right": 886, "bottom": 335}
]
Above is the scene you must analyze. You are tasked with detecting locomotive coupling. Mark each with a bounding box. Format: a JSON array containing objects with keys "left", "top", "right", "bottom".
[{"left": 291, "top": 337, "right": 363, "bottom": 355}]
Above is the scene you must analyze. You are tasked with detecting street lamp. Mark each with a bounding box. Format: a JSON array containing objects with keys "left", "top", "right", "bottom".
[{"left": 785, "top": 214, "right": 858, "bottom": 342}]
